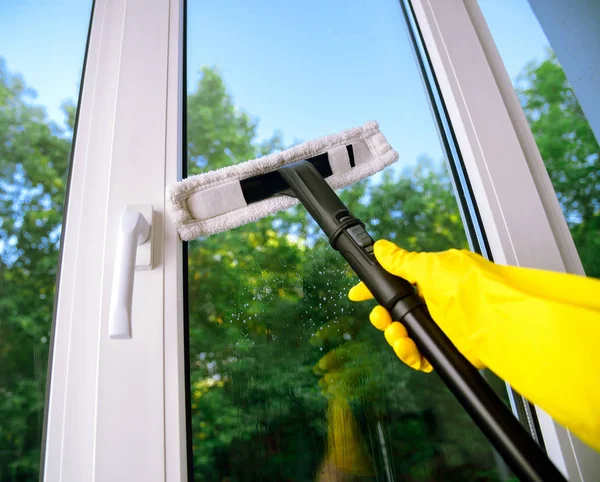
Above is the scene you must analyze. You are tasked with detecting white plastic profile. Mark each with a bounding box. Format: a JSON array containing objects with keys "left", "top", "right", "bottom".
[{"left": 109, "top": 206, "right": 153, "bottom": 339}]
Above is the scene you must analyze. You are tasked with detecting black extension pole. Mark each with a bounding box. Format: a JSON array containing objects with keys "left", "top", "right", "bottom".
[{"left": 279, "top": 160, "right": 567, "bottom": 482}]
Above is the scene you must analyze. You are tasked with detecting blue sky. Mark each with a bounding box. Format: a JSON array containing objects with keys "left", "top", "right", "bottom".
[
  {"left": 0, "top": 0, "right": 550, "bottom": 169},
  {"left": 0, "top": 0, "right": 92, "bottom": 125}
]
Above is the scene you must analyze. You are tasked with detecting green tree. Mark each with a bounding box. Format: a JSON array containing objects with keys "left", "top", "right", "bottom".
[
  {"left": 4, "top": 50, "right": 597, "bottom": 481},
  {"left": 184, "top": 67, "right": 502, "bottom": 482},
  {"left": 0, "top": 58, "right": 73, "bottom": 480},
  {"left": 518, "top": 52, "right": 600, "bottom": 276}
]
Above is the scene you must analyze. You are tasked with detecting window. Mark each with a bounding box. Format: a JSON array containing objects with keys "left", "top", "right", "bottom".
[
  {"left": 36, "top": 1, "right": 599, "bottom": 480},
  {"left": 479, "top": 0, "right": 599, "bottom": 278},
  {"left": 0, "top": 2, "right": 93, "bottom": 480},
  {"left": 185, "top": 1, "right": 508, "bottom": 479},
  {"left": 411, "top": 1, "right": 600, "bottom": 478}
]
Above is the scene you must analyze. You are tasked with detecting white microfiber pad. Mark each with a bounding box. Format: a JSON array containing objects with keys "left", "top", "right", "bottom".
[{"left": 167, "top": 121, "right": 398, "bottom": 240}]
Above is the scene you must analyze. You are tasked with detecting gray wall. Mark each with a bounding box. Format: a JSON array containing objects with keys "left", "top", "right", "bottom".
[{"left": 528, "top": 0, "right": 600, "bottom": 142}]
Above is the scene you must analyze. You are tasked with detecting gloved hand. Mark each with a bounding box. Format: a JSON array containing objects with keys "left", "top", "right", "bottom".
[
  {"left": 349, "top": 239, "right": 600, "bottom": 453},
  {"left": 349, "top": 240, "right": 489, "bottom": 371}
]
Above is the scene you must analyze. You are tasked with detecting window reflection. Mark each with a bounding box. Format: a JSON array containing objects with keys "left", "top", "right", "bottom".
[
  {"left": 186, "top": 74, "right": 503, "bottom": 481},
  {"left": 187, "top": 1, "right": 504, "bottom": 480}
]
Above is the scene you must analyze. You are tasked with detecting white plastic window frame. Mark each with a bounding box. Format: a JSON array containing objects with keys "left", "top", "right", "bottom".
[
  {"left": 408, "top": 0, "right": 599, "bottom": 480},
  {"left": 42, "top": 0, "right": 597, "bottom": 480},
  {"left": 42, "top": 0, "right": 185, "bottom": 480}
]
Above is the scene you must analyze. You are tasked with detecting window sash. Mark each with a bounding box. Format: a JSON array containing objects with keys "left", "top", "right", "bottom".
[{"left": 43, "top": 0, "right": 597, "bottom": 480}]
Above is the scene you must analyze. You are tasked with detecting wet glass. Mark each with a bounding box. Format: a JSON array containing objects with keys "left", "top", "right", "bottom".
[
  {"left": 186, "top": 1, "right": 506, "bottom": 480},
  {"left": 0, "top": 1, "right": 93, "bottom": 479}
]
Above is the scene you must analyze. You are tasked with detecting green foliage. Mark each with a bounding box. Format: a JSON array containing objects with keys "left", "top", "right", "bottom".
[
  {"left": 187, "top": 67, "right": 285, "bottom": 175},
  {"left": 184, "top": 65, "right": 502, "bottom": 481},
  {"left": 518, "top": 52, "right": 600, "bottom": 276},
  {"left": 1, "top": 50, "right": 598, "bottom": 481},
  {"left": 0, "top": 58, "right": 73, "bottom": 481}
]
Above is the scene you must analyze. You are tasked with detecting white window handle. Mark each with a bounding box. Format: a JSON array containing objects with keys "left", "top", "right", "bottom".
[{"left": 109, "top": 205, "right": 153, "bottom": 339}]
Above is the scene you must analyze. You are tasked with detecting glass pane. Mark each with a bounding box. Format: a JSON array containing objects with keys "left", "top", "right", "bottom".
[
  {"left": 479, "top": 0, "right": 600, "bottom": 277},
  {"left": 0, "top": 1, "right": 93, "bottom": 479},
  {"left": 186, "top": 1, "right": 505, "bottom": 480}
]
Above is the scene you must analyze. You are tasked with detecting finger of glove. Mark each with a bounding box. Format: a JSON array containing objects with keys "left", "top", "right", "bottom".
[
  {"left": 369, "top": 305, "right": 392, "bottom": 331},
  {"left": 348, "top": 281, "right": 373, "bottom": 302},
  {"left": 374, "top": 240, "right": 429, "bottom": 285},
  {"left": 391, "top": 337, "right": 433, "bottom": 372},
  {"left": 383, "top": 322, "right": 432, "bottom": 372},
  {"left": 383, "top": 322, "right": 408, "bottom": 346}
]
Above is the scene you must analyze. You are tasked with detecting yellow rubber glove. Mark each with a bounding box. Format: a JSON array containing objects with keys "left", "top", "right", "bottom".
[{"left": 349, "top": 239, "right": 600, "bottom": 453}]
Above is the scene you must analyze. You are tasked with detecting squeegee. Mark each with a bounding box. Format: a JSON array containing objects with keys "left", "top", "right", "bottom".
[{"left": 168, "top": 122, "right": 566, "bottom": 482}]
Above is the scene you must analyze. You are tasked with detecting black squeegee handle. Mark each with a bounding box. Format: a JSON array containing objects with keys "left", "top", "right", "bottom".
[{"left": 278, "top": 160, "right": 566, "bottom": 482}]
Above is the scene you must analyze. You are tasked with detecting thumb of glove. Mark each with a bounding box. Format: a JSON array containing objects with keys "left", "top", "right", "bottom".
[{"left": 373, "top": 239, "right": 432, "bottom": 286}]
